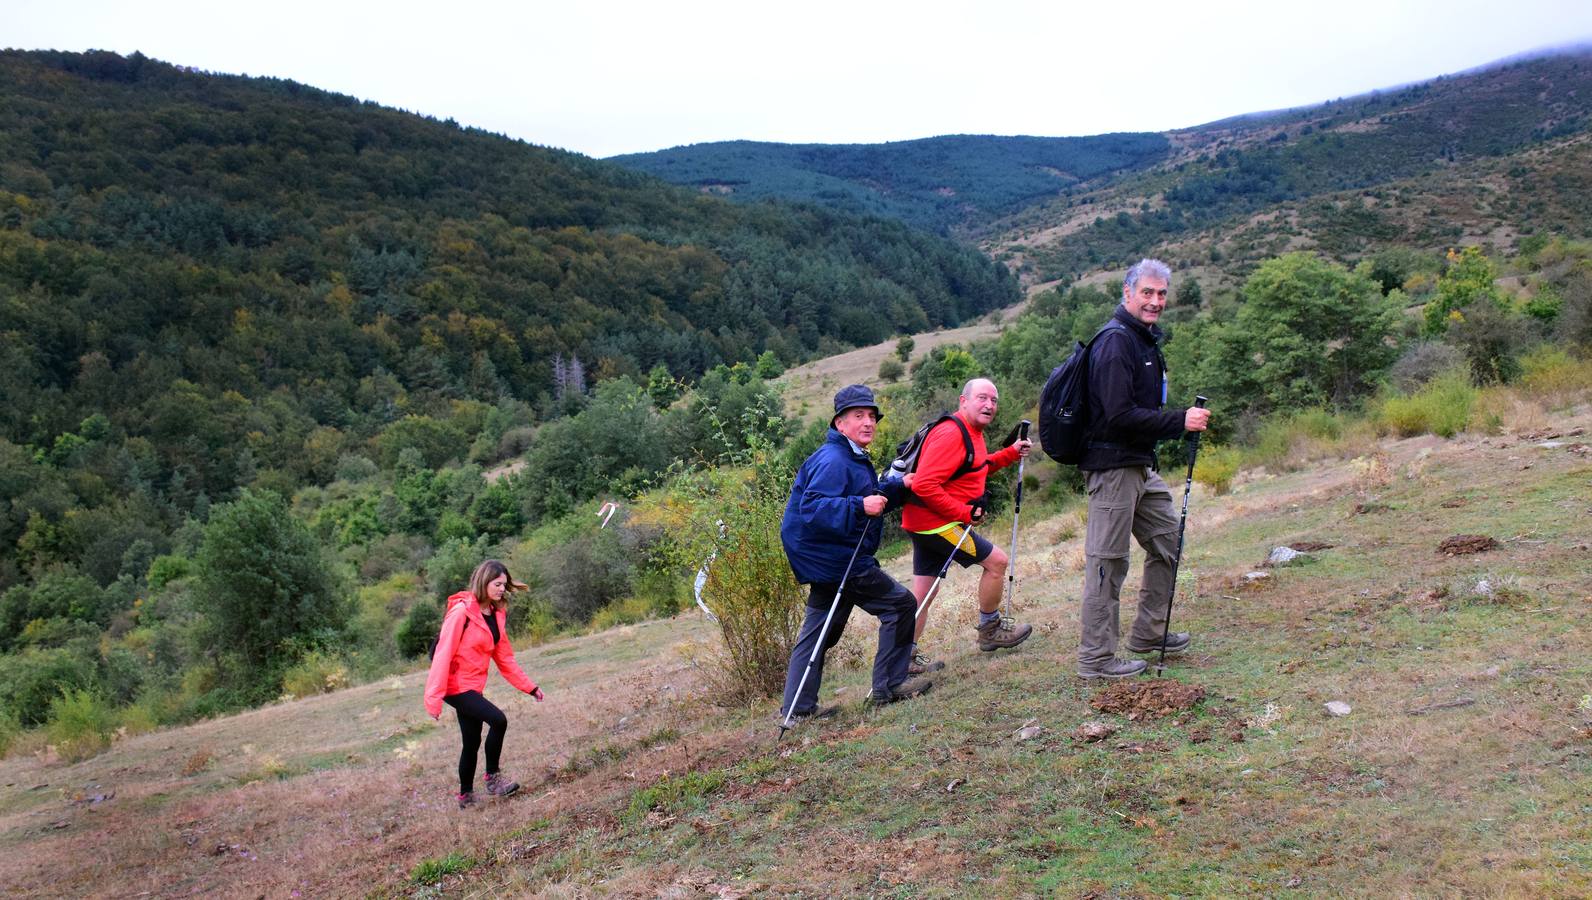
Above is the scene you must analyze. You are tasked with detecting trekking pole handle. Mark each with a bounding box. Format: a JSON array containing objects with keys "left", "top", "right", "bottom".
[
  {"left": 1194, "top": 395, "right": 1208, "bottom": 409},
  {"left": 1017, "top": 419, "right": 1030, "bottom": 441}
]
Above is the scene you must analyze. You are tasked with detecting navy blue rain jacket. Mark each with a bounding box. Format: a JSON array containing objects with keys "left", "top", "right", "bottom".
[{"left": 781, "top": 429, "right": 904, "bottom": 585}]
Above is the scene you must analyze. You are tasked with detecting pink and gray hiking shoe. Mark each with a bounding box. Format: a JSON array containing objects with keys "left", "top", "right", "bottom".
[
  {"left": 484, "top": 772, "right": 519, "bottom": 798},
  {"left": 456, "top": 791, "right": 477, "bottom": 809}
]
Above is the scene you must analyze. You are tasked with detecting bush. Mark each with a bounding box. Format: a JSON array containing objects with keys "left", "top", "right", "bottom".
[
  {"left": 1517, "top": 345, "right": 1592, "bottom": 407},
  {"left": 426, "top": 535, "right": 499, "bottom": 601},
  {"left": 280, "top": 650, "right": 350, "bottom": 699},
  {"left": 1374, "top": 370, "right": 1476, "bottom": 438},
  {"left": 0, "top": 708, "right": 20, "bottom": 758},
  {"left": 537, "top": 527, "right": 634, "bottom": 625},
  {"left": 395, "top": 598, "right": 442, "bottom": 658},
  {"left": 877, "top": 357, "right": 905, "bottom": 382},
  {"left": 0, "top": 645, "right": 99, "bottom": 726},
  {"left": 46, "top": 688, "right": 116, "bottom": 763},
  {"left": 1389, "top": 341, "right": 1465, "bottom": 393},
  {"left": 1193, "top": 444, "right": 1241, "bottom": 495},
  {"left": 665, "top": 459, "right": 805, "bottom": 705}
]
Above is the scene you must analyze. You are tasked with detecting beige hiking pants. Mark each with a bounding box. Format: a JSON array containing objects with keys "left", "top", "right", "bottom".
[{"left": 1079, "top": 466, "right": 1180, "bottom": 666}]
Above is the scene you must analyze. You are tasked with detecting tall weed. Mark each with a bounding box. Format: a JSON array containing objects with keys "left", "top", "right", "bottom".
[
  {"left": 47, "top": 689, "right": 116, "bottom": 763},
  {"left": 1374, "top": 370, "right": 1476, "bottom": 438},
  {"left": 1193, "top": 444, "right": 1241, "bottom": 495}
]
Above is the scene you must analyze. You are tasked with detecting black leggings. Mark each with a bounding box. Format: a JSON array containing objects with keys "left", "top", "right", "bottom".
[{"left": 443, "top": 691, "right": 507, "bottom": 794}]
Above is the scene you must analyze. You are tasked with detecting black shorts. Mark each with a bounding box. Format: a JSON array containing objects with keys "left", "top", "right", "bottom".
[{"left": 909, "top": 525, "right": 994, "bottom": 577}]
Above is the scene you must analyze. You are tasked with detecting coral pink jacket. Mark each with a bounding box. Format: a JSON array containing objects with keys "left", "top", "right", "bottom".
[{"left": 423, "top": 592, "right": 538, "bottom": 718}]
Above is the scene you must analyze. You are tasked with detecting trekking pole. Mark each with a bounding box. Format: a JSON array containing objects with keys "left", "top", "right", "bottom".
[
  {"left": 914, "top": 526, "right": 973, "bottom": 621},
  {"left": 1001, "top": 420, "right": 1031, "bottom": 617},
  {"left": 1155, "top": 396, "right": 1207, "bottom": 677},
  {"left": 779, "top": 514, "right": 875, "bottom": 739}
]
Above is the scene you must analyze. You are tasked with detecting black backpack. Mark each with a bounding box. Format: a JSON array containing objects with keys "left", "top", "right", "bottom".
[
  {"left": 1037, "top": 323, "right": 1124, "bottom": 465},
  {"left": 886, "top": 415, "right": 979, "bottom": 484}
]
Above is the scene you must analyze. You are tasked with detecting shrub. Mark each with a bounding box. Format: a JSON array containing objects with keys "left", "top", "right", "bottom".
[
  {"left": 1193, "top": 444, "right": 1241, "bottom": 495},
  {"left": 665, "top": 459, "right": 805, "bottom": 705},
  {"left": 625, "top": 770, "right": 726, "bottom": 822},
  {"left": 280, "top": 650, "right": 350, "bottom": 699},
  {"left": 0, "top": 645, "right": 99, "bottom": 726},
  {"left": 1517, "top": 344, "right": 1592, "bottom": 407},
  {"left": 426, "top": 535, "right": 499, "bottom": 601},
  {"left": 46, "top": 688, "right": 116, "bottom": 763},
  {"left": 1389, "top": 341, "right": 1465, "bottom": 393},
  {"left": 395, "top": 598, "right": 442, "bottom": 658},
  {"left": 0, "top": 709, "right": 20, "bottom": 758},
  {"left": 878, "top": 357, "right": 905, "bottom": 382},
  {"left": 537, "top": 527, "right": 634, "bottom": 625},
  {"left": 1374, "top": 370, "right": 1476, "bottom": 438}
]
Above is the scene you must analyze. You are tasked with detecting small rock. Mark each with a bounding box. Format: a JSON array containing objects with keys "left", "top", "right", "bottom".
[
  {"left": 1015, "top": 725, "right": 1043, "bottom": 741},
  {"left": 1538, "top": 441, "right": 1566, "bottom": 449},
  {"left": 1242, "top": 571, "right": 1271, "bottom": 583},
  {"left": 1266, "top": 546, "right": 1304, "bottom": 566},
  {"left": 1075, "top": 721, "right": 1119, "bottom": 742},
  {"left": 1474, "top": 579, "right": 1494, "bottom": 598},
  {"left": 1324, "top": 701, "right": 1352, "bottom": 717},
  {"left": 945, "top": 778, "right": 964, "bottom": 793}
]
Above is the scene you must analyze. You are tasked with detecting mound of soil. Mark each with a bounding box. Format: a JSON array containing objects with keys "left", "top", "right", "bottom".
[
  {"left": 1438, "top": 534, "right": 1499, "bottom": 556},
  {"left": 1288, "top": 541, "right": 1335, "bottom": 552},
  {"left": 1090, "top": 680, "right": 1207, "bottom": 721}
]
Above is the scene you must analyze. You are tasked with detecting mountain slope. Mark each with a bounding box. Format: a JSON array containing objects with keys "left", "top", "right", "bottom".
[{"left": 609, "top": 133, "right": 1171, "bottom": 234}]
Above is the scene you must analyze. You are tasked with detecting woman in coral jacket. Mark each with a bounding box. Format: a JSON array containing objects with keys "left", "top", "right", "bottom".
[{"left": 424, "top": 559, "right": 544, "bottom": 808}]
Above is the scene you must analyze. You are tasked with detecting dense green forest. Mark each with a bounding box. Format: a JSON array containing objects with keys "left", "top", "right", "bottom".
[
  {"left": 610, "top": 134, "right": 1171, "bottom": 234},
  {"left": 0, "top": 49, "right": 1020, "bottom": 739}
]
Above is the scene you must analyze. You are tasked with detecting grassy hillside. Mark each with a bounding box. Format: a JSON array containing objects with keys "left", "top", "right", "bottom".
[
  {"left": 3, "top": 400, "right": 1586, "bottom": 896},
  {"left": 609, "top": 134, "right": 1171, "bottom": 235}
]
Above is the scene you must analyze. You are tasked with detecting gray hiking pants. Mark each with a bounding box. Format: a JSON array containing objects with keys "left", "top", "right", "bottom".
[{"left": 1079, "top": 466, "right": 1180, "bottom": 667}]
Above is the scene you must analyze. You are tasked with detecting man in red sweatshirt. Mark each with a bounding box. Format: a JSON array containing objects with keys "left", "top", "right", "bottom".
[{"left": 903, "top": 378, "right": 1034, "bottom": 673}]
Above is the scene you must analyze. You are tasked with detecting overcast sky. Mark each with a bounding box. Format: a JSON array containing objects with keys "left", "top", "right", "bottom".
[{"left": 9, "top": 0, "right": 1592, "bottom": 158}]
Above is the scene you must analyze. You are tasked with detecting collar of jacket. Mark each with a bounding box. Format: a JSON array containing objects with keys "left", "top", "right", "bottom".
[
  {"left": 448, "top": 592, "right": 495, "bottom": 631},
  {"left": 1112, "top": 304, "right": 1164, "bottom": 346},
  {"left": 826, "top": 427, "right": 873, "bottom": 461}
]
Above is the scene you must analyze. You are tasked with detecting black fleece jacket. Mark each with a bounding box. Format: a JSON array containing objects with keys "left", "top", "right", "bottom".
[{"left": 1080, "top": 306, "right": 1188, "bottom": 471}]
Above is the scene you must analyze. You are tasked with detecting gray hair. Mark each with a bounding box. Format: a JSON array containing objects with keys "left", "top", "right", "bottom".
[{"left": 1124, "top": 258, "right": 1172, "bottom": 294}]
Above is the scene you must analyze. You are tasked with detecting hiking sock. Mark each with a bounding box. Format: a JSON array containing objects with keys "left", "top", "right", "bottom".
[{"left": 978, "top": 609, "right": 1000, "bottom": 628}]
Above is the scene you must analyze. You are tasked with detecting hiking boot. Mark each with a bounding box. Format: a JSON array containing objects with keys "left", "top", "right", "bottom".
[
  {"left": 1125, "top": 632, "right": 1192, "bottom": 656},
  {"left": 908, "top": 652, "right": 946, "bottom": 676},
  {"left": 776, "top": 704, "right": 839, "bottom": 725},
  {"left": 1076, "top": 658, "right": 1148, "bottom": 680},
  {"left": 866, "top": 677, "right": 933, "bottom": 707},
  {"left": 456, "top": 791, "right": 477, "bottom": 809},
  {"left": 977, "top": 616, "right": 1033, "bottom": 652},
  {"left": 484, "top": 772, "right": 519, "bottom": 798}
]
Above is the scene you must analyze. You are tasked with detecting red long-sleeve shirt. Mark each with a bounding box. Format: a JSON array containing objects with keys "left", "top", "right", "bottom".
[{"left": 901, "top": 412, "right": 1020, "bottom": 532}]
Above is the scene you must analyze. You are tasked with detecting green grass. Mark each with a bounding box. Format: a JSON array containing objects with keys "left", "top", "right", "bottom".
[{"left": 409, "top": 851, "right": 475, "bottom": 885}]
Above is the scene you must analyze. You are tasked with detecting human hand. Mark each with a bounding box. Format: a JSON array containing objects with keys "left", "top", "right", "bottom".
[
  {"left": 901, "top": 472, "right": 916, "bottom": 491},
  {"left": 1184, "top": 407, "right": 1210, "bottom": 432},
  {"left": 1013, "top": 438, "right": 1032, "bottom": 458},
  {"left": 431, "top": 712, "right": 440, "bottom": 721},
  {"left": 530, "top": 686, "right": 545, "bottom": 702},
  {"left": 862, "top": 494, "right": 887, "bottom": 516},
  {"left": 968, "top": 500, "right": 987, "bottom": 525}
]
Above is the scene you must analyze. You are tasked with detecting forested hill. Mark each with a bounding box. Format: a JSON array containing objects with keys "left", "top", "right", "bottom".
[
  {"left": 993, "top": 46, "right": 1592, "bottom": 284},
  {"left": 0, "top": 49, "right": 1017, "bottom": 493},
  {"left": 609, "top": 48, "right": 1592, "bottom": 285},
  {"left": 608, "top": 134, "right": 1172, "bottom": 234}
]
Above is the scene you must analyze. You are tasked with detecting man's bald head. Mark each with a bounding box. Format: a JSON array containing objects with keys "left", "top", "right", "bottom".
[{"left": 958, "top": 378, "right": 1000, "bottom": 431}]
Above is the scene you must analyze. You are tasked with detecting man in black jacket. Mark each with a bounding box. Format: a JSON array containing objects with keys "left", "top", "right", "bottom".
[{"left": 1077, "top": 259, "right": 1211, "bottom": 679}]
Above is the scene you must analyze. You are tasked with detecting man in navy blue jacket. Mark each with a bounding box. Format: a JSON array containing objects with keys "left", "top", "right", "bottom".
[
  {"left": 1077, "top": 259, "right": 1211, "bottom": 679},
  {"left": 779, "top": 384, "right": 932, "bottom": 721}
]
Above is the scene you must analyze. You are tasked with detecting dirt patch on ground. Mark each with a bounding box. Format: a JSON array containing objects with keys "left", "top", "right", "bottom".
[
  {"left": 1090, "top": 680, "right": 1207, "bottom": 721},
  {"left": 1438, "top": 534, "right": 1499, "bottom": 556},
  {"left": 1288, "top": 541, "right": 1335, "bottom": 552}
]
